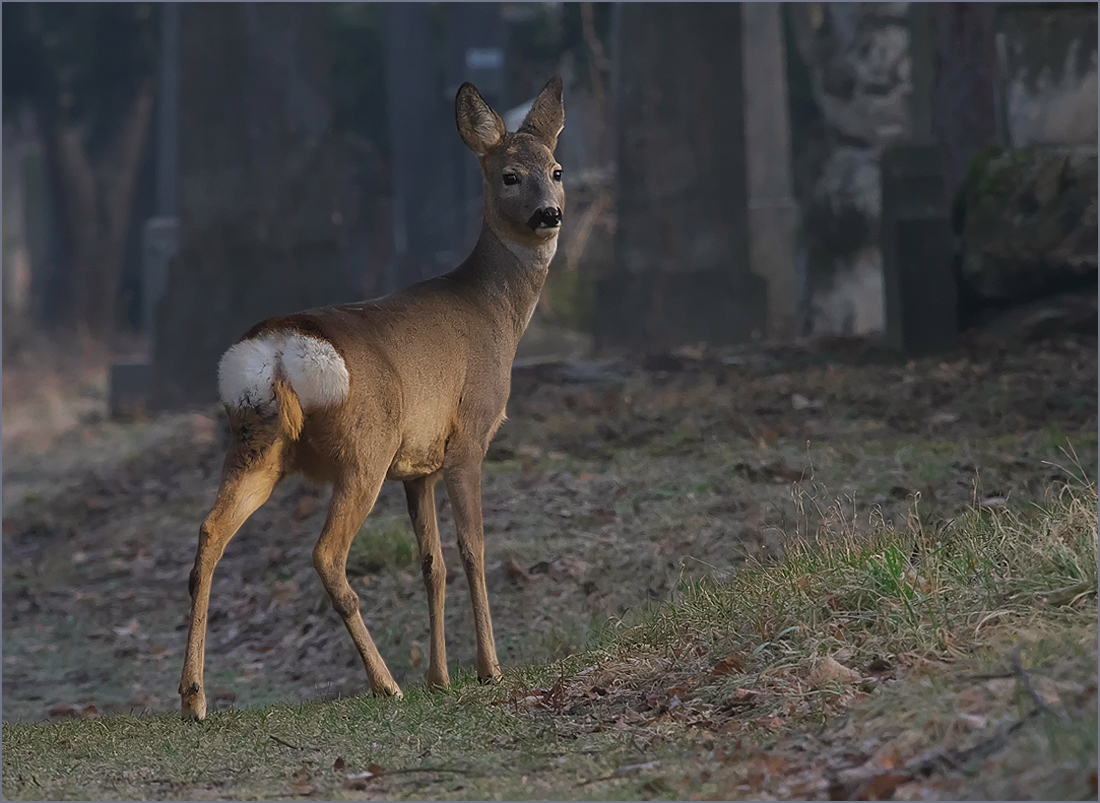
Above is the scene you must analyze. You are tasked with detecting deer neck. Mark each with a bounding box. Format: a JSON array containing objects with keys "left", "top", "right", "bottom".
[{"left": 451, "top": 220, "right": 556, "bottom": 345}]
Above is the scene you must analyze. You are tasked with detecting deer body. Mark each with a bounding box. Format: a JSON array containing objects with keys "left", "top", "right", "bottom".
[{"left": 180, "top": 79, "right": 565, "bottom": 719}]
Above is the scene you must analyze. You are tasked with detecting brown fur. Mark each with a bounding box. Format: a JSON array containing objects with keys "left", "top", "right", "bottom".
[{"left": 179, "top": 78, "right": 566, "bottom": 719}]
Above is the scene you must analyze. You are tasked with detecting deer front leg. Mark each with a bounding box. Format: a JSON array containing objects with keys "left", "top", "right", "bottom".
[
  {"left": 405, "top": 474, "right": 451, "bottom": 689},
  {"left": 180, "top": 462, "right": 280, "bottom": 720},
  {"left": 444, "top": 460, "right": 502, "bottom": 683},
  {"left": 313, "top": 478, "right": 402, "bottom": 699}
]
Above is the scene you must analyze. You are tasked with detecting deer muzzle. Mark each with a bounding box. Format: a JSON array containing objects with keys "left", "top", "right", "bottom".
[{"left": 528, "top": 206, "right": 563, "bottom": 230}]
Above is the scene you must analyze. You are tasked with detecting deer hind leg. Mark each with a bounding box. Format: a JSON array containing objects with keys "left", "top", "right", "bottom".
[
  {"left": 444, "top": 459, "right": 502, "bottom": 683},
  {"left": 180, "top": 445, "right": 283, "bottom": 720},
  {"left": 404, "top": 474, "right": 450, "bottom": 689},
  {"left": 313, "top": 476, "right": 402, "bottom": 699}
]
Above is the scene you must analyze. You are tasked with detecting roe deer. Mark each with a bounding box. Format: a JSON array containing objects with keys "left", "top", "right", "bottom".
[{"left": 179, "top": 78, "right": 565, "bottom": 719}]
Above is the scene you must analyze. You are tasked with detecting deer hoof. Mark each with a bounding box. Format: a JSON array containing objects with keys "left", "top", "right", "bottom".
[{"left": 478, "top": 671, "right": 503, "bottom": 685}]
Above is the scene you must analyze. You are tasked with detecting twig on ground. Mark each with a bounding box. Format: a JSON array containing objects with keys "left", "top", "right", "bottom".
[
  {"left": 269, "top": 735, "right": 310, "bottom": 750},
  {"left": 1010, "top": 649, "right": 1069, "bottom": 722},
  {"left": 370, "top": 766, "right": 473, "bottom": 778},
  {"left": 960, "top": 671, "right": 1016, "bottom": 681},
  {"left": 578, "top": 760, "right": 662, "bottom": 787},
  {"left": 913, "top": 710, "right": 1038, "bottom": 778}
]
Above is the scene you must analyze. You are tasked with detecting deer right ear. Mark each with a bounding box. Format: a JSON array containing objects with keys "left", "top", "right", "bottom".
[{"left": 456, "top": 82, "right": 506, "bottom": 156}]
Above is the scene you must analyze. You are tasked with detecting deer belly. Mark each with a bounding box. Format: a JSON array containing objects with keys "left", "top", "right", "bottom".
[{"left": 386, "top": 439, "right": 446, "bottom": 481}]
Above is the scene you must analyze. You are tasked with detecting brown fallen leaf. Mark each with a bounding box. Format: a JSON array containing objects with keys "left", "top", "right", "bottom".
[
  {"left": 48, "top": 703, "right": 98, "bottom": 718},
  {"left": 592, "top": 507, "right": 618, "bottom": 525},
  {"left": 711, "top": 654, "right": 744, "bottom": 678},
  {"left": 865, "top": 656, "right": 893, "bottom": 674},
  {"left": 852, "top": 770, "right": 911, "bottom": 800},
  {"left": 811, "top": 655, "right": 862, "bottom": 688},
  {"left": 343, "top": 765, "right": 386, "bottom": 791},
  {"left": 503, "top": 556, "right": 530, "bottom": 583}
]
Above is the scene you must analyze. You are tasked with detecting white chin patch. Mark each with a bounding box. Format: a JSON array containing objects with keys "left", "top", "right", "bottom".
[
  {"left": 503, "top": 235, "right": 558, "bottom": 267},
  {"left": 218, "top": 332, "right": 350, "bottom": 411}
]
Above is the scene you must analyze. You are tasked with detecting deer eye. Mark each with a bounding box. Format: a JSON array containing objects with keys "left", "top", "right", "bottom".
[
  {"left": 502, "top": 173, "right": 519, "bottom": 186},
  {"left": 552, "top": 169, "right": 562, "bottom": 182}
]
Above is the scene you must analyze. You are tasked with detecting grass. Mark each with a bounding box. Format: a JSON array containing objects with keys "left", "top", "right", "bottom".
[
  {"left": 346, "top": 516, "right": 418, "bottom": 576},
  {"left": 615, "top": 474, "right": 1096, "bottom": 692},
  {"left": 4, "top": 479, "right": 1096, "bottom": 800}
]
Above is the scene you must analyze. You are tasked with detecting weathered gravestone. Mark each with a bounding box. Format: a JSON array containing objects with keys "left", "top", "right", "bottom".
[{"left": 880, "top": 145, "right": 956, "bottom": 355}]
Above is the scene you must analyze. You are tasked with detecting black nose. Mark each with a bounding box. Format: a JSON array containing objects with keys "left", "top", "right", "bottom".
[{"left": 538, "top": 207, "right": 562, "bottom": 227}]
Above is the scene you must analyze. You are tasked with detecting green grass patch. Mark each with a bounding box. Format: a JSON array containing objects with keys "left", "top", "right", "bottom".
[{"left": 346, "top": 516, "right": 417, "bottom": 575}]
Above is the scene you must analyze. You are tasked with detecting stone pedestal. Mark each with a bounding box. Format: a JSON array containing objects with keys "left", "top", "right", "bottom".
[{"left": 881, "top": 145, "right": 957, "bottom": 355}]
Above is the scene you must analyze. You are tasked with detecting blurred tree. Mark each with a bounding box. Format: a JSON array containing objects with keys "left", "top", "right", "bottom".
[
  {"left": 601, "top": 3, "right": 762, "bottom": 349},
  {"left": 330, "top": 3, "right": 389, "bottom": 157},
  {"left": 153, "top": 3, "right": 359, "bottom": 408},
  {"left": 2, "top": 2, "right": 157, "bottom": 340},
  {"left": 929, "top": 3, "right": 998, "bottom": 195},
  {"left": 329, "top": 3, "right": 394, "bottom": 296}
]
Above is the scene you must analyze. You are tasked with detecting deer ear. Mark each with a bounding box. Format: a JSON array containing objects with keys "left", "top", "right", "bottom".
[
  {"left": 456, "top": 82, "right": 506, "bottom": 156},
  {"left": 518, "top": 76, "right": 565, "bottom": 149}
]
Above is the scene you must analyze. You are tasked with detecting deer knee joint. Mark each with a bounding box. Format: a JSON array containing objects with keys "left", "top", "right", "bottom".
[
  {"left": 421, "top": 553, "right": 440, "bottom": 581},
  {"left": 329, "top": 588, "right": 360, "bottom": 618},
  {"left": 458, "top": 543, "right": 480, "bottom": 573}
]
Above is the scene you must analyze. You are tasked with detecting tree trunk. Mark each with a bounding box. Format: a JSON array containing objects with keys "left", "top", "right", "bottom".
[
  {"left": 55, "top": 81, "right": 155, "bottom": 343},
  {"left": 599, "top": 3, "right": 762, "bottom": 350}
]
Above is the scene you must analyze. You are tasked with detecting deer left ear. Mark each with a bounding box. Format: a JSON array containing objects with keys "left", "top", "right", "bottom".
[
  {"left": 518, "top": 76, "right": 565, "bottom": 149},
  {"left": 456, "top": 82, "right": 506, "bottom": 156}
]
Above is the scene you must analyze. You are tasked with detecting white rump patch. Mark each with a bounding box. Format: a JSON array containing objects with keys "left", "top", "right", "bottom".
[{"left": 218, "top": 331, "right": 349, "bottom": 411}]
